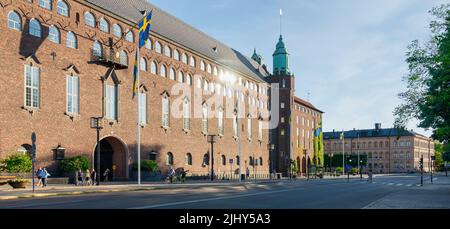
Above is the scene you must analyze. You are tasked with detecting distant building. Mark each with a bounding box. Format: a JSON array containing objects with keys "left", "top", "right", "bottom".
[{"left": 323, "top": 124, "right": 434, "bottom": 174}]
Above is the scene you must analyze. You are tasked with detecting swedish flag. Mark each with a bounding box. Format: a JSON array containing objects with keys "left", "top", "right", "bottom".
[{"left": 138, "top": 11, "right": 153, "bottom": 48}]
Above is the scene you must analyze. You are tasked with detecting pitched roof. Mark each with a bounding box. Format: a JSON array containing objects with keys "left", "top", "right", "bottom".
[
  {"left": 323, "top": 128, "right": 429, "bottom": 140},
  {"left": 85, "top": 0, "right": 269, "bottom": 82},
  {"left": 294, "top": 97, "right": 324, "bottom": 113}
]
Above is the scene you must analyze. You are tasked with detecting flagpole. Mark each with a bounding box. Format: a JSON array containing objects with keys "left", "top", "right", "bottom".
[
  {"left": 342, "top": 130, "right": 345, "bottom": 175},
  {"left": 137, "top": 45, "right": 141, "bottom": 185}
]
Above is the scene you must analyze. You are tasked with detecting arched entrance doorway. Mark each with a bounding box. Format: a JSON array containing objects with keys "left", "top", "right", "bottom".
[{"left": 94, "top": 136, "right": 127, "bottom": 181}]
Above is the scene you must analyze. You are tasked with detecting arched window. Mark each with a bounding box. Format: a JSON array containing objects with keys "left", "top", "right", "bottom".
[
  {"left": 259, "top": 157, "right": 263, "bottom": 166},
  {"left": 113, "top": 24, "right": 122, "bottom": 38},
  {"left": 48, "top": 25, "right": 60, "bottom": 43},
  {"left": 178, "top": 72, "right": 184, "bottom": 83},
  {"left": 249, "top": 156, "right": 254, "bottom": 166},
  {"left": 207, "top": 64, "right": 212, "bottom": 74},
  {"left": 183, "top": 97, "right": 190, "bottom": 130},
  {"left": 169, "top": 68, "right": 176, "bottom": 80},
  {"left": 145, "top": 39, "right": 152, "bottom": 50},
  {"left": 99, "top": 18, "right": 109, "bottom": 33},
  {"left": 173, "top": 49, "right": 180, "bottom": 61},
  {"left": 166, "top": 152, "right": 174, "bottom": 165},
  {"left": 222, "top": 155, "right": 226, "bottom": 166},
  {"left": 203, "top": 154, "right": 210, "bottom": 166},
  {"left": 164, "top": 46, "right": 171, "bottom": 58},
  {"left": 150, "top": 61, "right": 157, "bottom": 74},
  {"left": 29, "top": 19, "right": 42, "bottom": 38},
  {"left": 236, "top": 156, "right": 240, "bottom": 166},
  {"left": 119, "top": 51, "right": 128, "bottom": 66},
  {"left": 66, "top": 31, "right": 77, "bottom": 48},
  {"left": 140, "top": 58, "right": 147, "bottom": 71},
  {"left": 39, "top": 0, "right": 52, "bottom": 10},
  {"left": 185, "top": 153, "right": 192, "bottom": 166},
  {"left": 8, "top": 11, "right": 21, "bottom": 31},
  {"left": 92, "top": 41, "right": 102, "bottom": 57},
  {"left": 162, "top": 95, "right": 170, "bottom": 128},
  {"left": 155, "top": 41, "right": 162, "bottom": 54},
  {"left": 190, "top": 56, "right": 196, "bottom": 68},
  {"left": 181, "top": 53, "right": 188, "bottom": 64},
  {"left": 197, "top": 77, "right": 202, "bottom": 89},
  {"left": 186, "top": 74, "right": 192, "bottom": 85},
  {"left": 84, "top": 12, "right": 96, "bottom": 27},
  {"left": 200, "top": 61, "right": 206, "bottom": 71},
  {"left": 125, "top": 29, "right": 134, "bottom": 42},
  {"left": 203, "top": 80, "right": 209, "bottom": 91},
  {"left": 57, "top": 1, "right": 69, "bottom": 17},
  {"left": 213, "top": 67, "right": 218, "bottom": 76},
  {"left": 160, "top": 65, "right": 167, "bottom": 77},
  {"left": 202, "top": 103, "right": 208, "bottom": 134},
  {"left": 218, "top": 108, "right": 224, "bottom": 135}
]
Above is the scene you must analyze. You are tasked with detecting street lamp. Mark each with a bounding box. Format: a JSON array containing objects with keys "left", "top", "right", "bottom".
[
  {"left": 207, "top": 134, "right": 218, "bottom": 181},
  {"left": 90, "top": 117, "right": 103, "bottom": 186}
]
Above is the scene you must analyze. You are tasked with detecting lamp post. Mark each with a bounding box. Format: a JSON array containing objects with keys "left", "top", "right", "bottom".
[
  {"left": 207, "top": 134, "right": 218, "bottom": 181},
  {"left": 90, "top": 117, "right": 103, "bottom": 186},
  {"left": 360, "top": 159, "right": 363, "bottom": 180}
]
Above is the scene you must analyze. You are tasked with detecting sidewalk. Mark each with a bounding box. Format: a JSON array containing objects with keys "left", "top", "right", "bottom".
[{"left": 0, "top": 179, "right": 281, "bottom": 200}]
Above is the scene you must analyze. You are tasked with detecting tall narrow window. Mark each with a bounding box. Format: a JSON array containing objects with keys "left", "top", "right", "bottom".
[
  {"left": 66, "top": 75, "right": 79, "bottom": 114},
  {"left": 178, "top": 72, "right": 184, "bottom": 83},
  {"left": 185, "top": 153, "right": 192, "bottom": 165},
  {"left": 48, "top": 25, "right": 60, "bottom": 43},
  {"left": 57, "top": 1, "right": 69, "bottom": 17},
  {"left": 92, "top": 41, "right": 102, "bottom": 57},
  {"left": 139, "top": 92, "right": 147, "bottom": 125},
  {"left": 29, "top": 19, "right": 42, "bottom": 38},
  {"left": 164, "top": 46, "right": 171, "bottom": 58},
  {"left": 84, "top": 12, "right": 96, "bottom": 27},
  {"left": 155, "top": 41, "right": 162, "bottom": 54},
  {"left": 160, "top": 65, "right": 167, "bottom": 78},
  {"left": 258, "top": 120, "right": 263, "bottom": 141},
  {"left": 113, "top": 24, "right": 122, "bottom": 38},
  {"left": 145, "top": 39, "right": 152, "bottom": 50},
  {"left": 150, "top": 61, "right": 157, "bottom": 74},
  {"left": 190, "top": 56, "right": 196, "bottom": 68},
  {"left": 166, "top": 152, "right": 173, "bottom": 165},
  {"left": 218, "top": 108, "right": 224, "bottom": 135},
  {"left": 119, "top": 51, "right": 128, "bottom": 66},
  {"left": 233, "top": 114, "right": 238, "bottom": 137},
  {"left": 125, "top": 29, "right": 134, "bottom": 42},
  {"left": 202, "top": 103, "right": 208, "bottom": 134},
  {"left": 8, "top": 11, "right": 22, "bottom": 31},
  {"left": 24, "top": 65, "right": 40, "bottom": 108},
  {"left": 162, "top": 95, "right": 170, "bottom": 128},
  {"left": 39, "top": 0, "right": 52, "bottom": 10},
  {"left": 99, "top": 18, "right": 109, "bottom": 33},
  {"left": 201, "top": 61, "right": 206, "bottom": 71},
  {"left": 247, "top": 117, "right": 252, "bottom": 139},
  {"left": 187, "top": 74, "right": 192, "bottom": 85},
  {"left": 106, "top": 85, "right": 118, "bottom": 120},
  {"left": 182, "top": 53, "right": 188, "bottom": 64},
  {"left": 173, "top": 50, "right": 180, "bottom": 61},
  {"left": 140, "top": 58, "right": 147, "bottom": 71},
  {"left": 183, "top": 98, "right": 190, "bottom": 131},
  {"left": 66, "top": 31, "right": 77, "bottom": 49},
  {"left": 169, "top": 68, "right": 176, "bottom": 80}
]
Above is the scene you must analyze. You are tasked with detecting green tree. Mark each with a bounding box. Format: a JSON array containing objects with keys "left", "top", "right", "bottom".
[
  {"left": 434, "top": 141, "right": 445, "bottom": 171},
  {"left": 1, "top": 153, "right": 32, "bottom": 173},
  {"left": 394, "top": 4, "right": 450, "bottom": 151},
  {"left": 59, "top": 156, "right": 90, "bottom": 173}
]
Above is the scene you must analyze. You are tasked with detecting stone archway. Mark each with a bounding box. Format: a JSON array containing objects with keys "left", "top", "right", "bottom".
[{"left": 94, "top": 136, "right": 127, "bottom": 181}]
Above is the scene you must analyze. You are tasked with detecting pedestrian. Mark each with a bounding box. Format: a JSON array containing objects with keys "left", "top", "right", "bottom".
[
  {"left": 168, "top": 166, "right": 176, "bottom": 183},
  {"left": 246, "top": 167, "right": 250, "bottom": 180},
  {"left": 91, "top": 169, "right": 97, "bottom": 186},
  {"left": 42, "top": 168, "right": 50, "bottom": 187},
  {"left": 180, "top": 168, "right": 188, "bottom": 183},
  {"left": 76, "top": 169, "right": 83, "bottom": 186},
  {"left": 368, "top": 170, "right": 373, "bottom": 183},
  {"left": 85, "top": 169, "right": 91, "bottom": 185},
  {"left": 103, "top": 168, "right": 110, "bottom": 182},
  {"left": 36, "top": 167, "right": 43, "bottom": 187}
]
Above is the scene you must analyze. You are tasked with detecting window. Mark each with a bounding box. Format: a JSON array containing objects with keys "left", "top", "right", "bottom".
[
  {"left": 190, "top": 56, "right": 196, "bottom": 68},
  {"left": 207, "top": 64, "right": 212, "bottom": 74},
  {"left": 155, "top": 41, "right": 162, "bottom": 54},
  {"left": 66, "top": 32, "right": 77, "bottom": 49},
  {"left": 105, "top": 85, "right": 118, "bottom": 120},
  {"left": 29, "top": 19, "right": 42, "bottom": 38},
  {"left": 259, "top": 120, "right": 263, "bottom": 141},
  {"left": 249, "top": 157, "right": 254, "bottom": 166},
  {"left": 166, "top": 152, "right": 173, "bottom": 165},
  {"left": 178, "top": 72, "right": 184, "bottom": 83},
  {"left": 164, "top": 46, "right": 171, "bottom": 58},
  {"left": 160, "top": 65, "right": 167, "bottom": 78},
  {"left": 39, "top": 0, "right": 52, "bottom": 10},
  {"left": 24, "top": 65, "right": 40, "bottom": 108},
  {"left": 92, "top": 41, "right": 102, "bottom": 57},
  {"left": 99, "top": 18, "right": 109, "bottom": 33},
  {"left": 183, "top": 98, "right": 190, "bottom": 130},
  {"left": 236, "top": 156, "right": 240, "bottom": 166},
  {"left": 139, "top": 92, "right": 147, "bottom": 125},
  {"left": 113, "top": 24, "right": 122, "bottom": 38},
  {"left": 150, "top": 61, "right": 157, "bottom": 74},
  {"left": 66, "top": 75, "right": 79, "bottom": 114},
  {"left": 221, "top": 155, "right": 226, "bottom": 166},
  {"left": 185, "top": 153, "right": 192, "bottom": 165},
  {"left": 281, "top": 103, "right": 285, "bottom": 109},
  {"left": 187, "top": 74, "right": 192, "bottom": 85},
  {"left": 162, "top": 95, "right": 170, "bottom": 128},
  {"left": 140, "top": 58, "right": 147, "bottom": 71},
  {"left": 203, "top": 154, "right": 210, "bottom": 166},
  {"left": 173, "top": 49, "right": 180, "bottom": 61},
  {"left": 57, "top": 1, "right": 69, "bottom": 17},
  {"left": 233, "top": 114, "right": 238, "bottom": 137},
  {"left": 125, "top": 30, "right": 134, "bottom": 42},
  {"left": 8, "top": 11, "right": 22, "bottom": 31},
  {"left": 203, "top": 80, "right": 209, "bottom": 92},
  {"left": 218, "top": 108, "right": 224, "bottom": 135},
  {"left": 48, "top": 26, "right": 60, "bottom": 43},
  {"left": 213, "top": 67, "right": 218, "bottom": 76},
  {"left": 169, "top": 68, "right": 176, "bottom": 80},
  {"left": 201, "top": 61, "right": 206, "bottom": 71},
  {"left": 84, "top": 12, "right": 96, "bottom": 28},
  {"left": 119, "top": 51, "right": 128, "bottom": 66},
  {"left": 202, "top": 104, "right": 208, "bottom": 134},
  {"left": 247, "top": 117, "right": 252, "bottom": 139},
  {"left": 182, "top": 53, "right": 188, "bottom": 64},
  {"left": 145, "top": 39, "right": 152, "bottom": 50}
]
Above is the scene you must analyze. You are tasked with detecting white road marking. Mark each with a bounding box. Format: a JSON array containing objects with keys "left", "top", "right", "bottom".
[
  {"left": 129, "top": 187, "right": 306, "bottom": 209},
  {"left": 406, "top": 184, "right": 412, "bottom": 187},
  {"left": 396, "top": 184, "right": 403, "bottom": 186},
  {"left": 388, "top": 183, "right": 394, "bottom": 186}
]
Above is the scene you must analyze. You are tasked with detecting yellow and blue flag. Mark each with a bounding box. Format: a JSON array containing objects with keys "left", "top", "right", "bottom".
[
  {"left": 132, "top": 50, "right": 139, "bottom": 99},
  {"left": 138, "top": 11, "right": 153, "bottom": 48}
]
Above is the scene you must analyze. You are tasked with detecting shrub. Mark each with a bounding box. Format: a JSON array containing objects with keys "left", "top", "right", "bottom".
[
  {"left": 351, "top": 168, "right": 359, "bottom": 174},
  {"left": 335, "top": 167, "right": 343, "bottom": 173},
  {"left": 132, "top": 160, "right": 159, "bottom": 172},
  {"left": 1, "top": 153, "right": 32, "bottom": 174},
  {"left": 60, "top": 156, "right": 90, "bottom": 173}
]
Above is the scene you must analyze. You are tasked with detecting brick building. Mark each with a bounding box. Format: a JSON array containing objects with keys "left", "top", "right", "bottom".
[
  {"left": 323, "top": 124, "right": 435, "bottom": 174},
  {"left": 0, "top": 0, "right": 323, "bottom": 179}
]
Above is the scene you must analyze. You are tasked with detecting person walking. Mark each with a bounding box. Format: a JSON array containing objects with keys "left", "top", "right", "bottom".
[
  {"left": 180, "top": 168, "right": 188, "bottom": 183},
  {"left": 103, "top": 168, "right": 110, "bottom": 182},
  {"left": 368, "top": 170, "right": 373, "bottom": 183},
  {"left": 168, "top": 166, "right": 176, "bottom": 183},
  {"left": 85, "top": 169, "right": 91, "bottom": 185},
  {"left": 36, "top": 167, "right": 43, "bottom": 187},
  {"left": 91, "top": 169, "right": 97, "bottom": 186},
  {"left": 41, "top": 168, "right": 50, "bottom": 187},
  {"left": 246, "top": 167, "right": 250, "bottom": 180}
]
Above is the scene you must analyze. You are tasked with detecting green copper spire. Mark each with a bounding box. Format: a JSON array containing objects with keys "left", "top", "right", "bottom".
[
  {"left": 251, "top": 48, "right": 263, "bottom": 65},
  {"left": 273, "top": 35, "right": 290, "bottom": 75}
]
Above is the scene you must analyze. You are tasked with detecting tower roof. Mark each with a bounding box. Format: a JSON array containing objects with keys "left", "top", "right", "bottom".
[{"left": 273, "top": 35, "right": 288, "bottom": 56}]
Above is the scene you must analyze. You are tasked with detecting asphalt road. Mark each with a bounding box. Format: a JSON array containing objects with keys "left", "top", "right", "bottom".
[{"left": 0, "top": 174, "right": 448, "bottom": 209}]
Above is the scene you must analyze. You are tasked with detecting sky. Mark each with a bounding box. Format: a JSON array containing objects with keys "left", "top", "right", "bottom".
[{"left": 149, "top": 0, "right": 449, "bottom": 136}]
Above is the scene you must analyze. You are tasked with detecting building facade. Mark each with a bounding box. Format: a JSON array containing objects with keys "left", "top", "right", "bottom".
[
  {"left": 0, "top": 0, "right": 323, "bottom": 179},
  {"left": 323, "top": 124, "right": 435, "bottom": 174}
]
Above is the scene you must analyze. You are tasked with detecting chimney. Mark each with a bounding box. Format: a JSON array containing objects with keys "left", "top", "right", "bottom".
[{"left": 375, "top": 123, "right": 381, "bottom": 131}]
